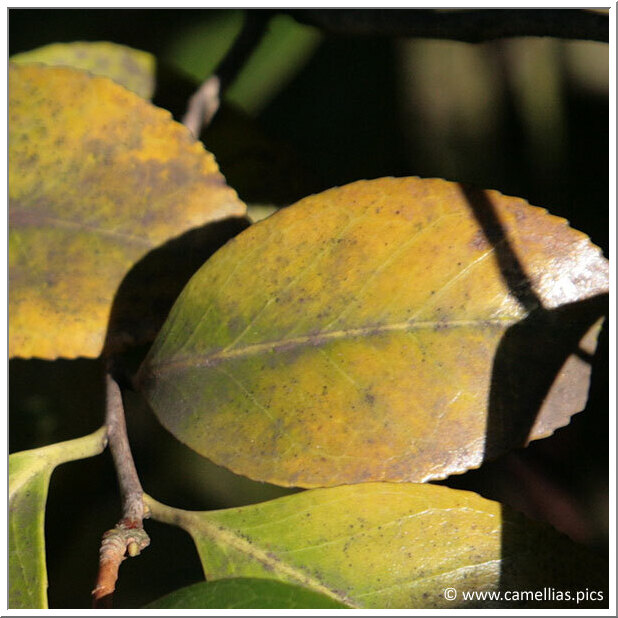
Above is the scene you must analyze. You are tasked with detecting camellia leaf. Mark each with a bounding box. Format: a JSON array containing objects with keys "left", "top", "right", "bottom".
[
  {"left": 144, "top": 483, "right": 607, "bottom": 609},
  {"left": 138, "top": 177, "right": 608, "bottom": 487},
  {"left": 9, "top": 63, "right": 246, "bottom": 359},
  {"left": 10, "top": 41, "right": 156, "bottom": 99},
  {"left": 9, "top": 427, "right": 107, "bottom": 609},
  {"left": 146, "top": 578, "right": 349, "bottom": 609}
]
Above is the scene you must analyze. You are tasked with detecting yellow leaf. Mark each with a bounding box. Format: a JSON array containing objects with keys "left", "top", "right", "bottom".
[
  {"left": 9, "top": 63, "right": 246, "bottom": 359},
  {"left": 10, "top": 41, "right": 156, "bottom": 99},
  {"left": 138, "top": 177, "right": 608, "bottom": 487}
]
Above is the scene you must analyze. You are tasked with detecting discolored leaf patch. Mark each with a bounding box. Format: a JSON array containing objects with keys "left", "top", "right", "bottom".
[
  {"left": 9, "top": 63, "right": 246, "bottom": 359},
  {"left": 10, "top": 41, "right": 156, "bottom": 99},
  {"left": 139, "top": 177, "right": 608, "bottom": 487},
  {"left": 144, "top": 483, "right": 607, "bottom": 609},
  {"left": 9, "top": 428, "right": 107, "bottom": 609}
]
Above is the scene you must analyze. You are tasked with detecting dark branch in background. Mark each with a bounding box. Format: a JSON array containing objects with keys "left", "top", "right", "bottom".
[
  {"left": 183, "top": 8, "right": 608, "bottom": 136},
  {"left": 284, "top": 9, "right": 608, "bottom": 43},
  {"left": 183, "top": 11, "right": 270, "bottom": 137},
  {"left": 92, "top": 373, "right": 150, "bottom": 609}
]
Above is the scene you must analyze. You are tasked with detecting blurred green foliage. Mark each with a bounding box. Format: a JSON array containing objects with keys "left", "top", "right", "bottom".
[
  {"left": 163, "top": 11, "right": 321, "bottom": 114},
  {"left": 163, "top": 9, "right": 242, "bottom": 83}
]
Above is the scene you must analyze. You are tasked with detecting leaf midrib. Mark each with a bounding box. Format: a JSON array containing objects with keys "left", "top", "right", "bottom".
[
  {"left": 9, "top": 456, "right": 49, "bottom": 500},
  {"left": 148, "top": 316, "right": 517, "bottom": 374},
  {"left": 9, "top": 210, "right": 153, "bottom": 248},
  {"left": 189, "top": 514, "right": 357, "bottom": 608},
  {"left": 9, "top": 428, "right": 107, "bottom": 499}
]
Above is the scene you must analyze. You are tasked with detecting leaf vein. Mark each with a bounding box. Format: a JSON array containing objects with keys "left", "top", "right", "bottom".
[
  {"left": 150, "top": 317, "right": 514, "bottom": 374},
  {"left": 324, "top": 212, "right": 461, "bottom": 330},
  {"left": 10, "top": 212, "right": 153, "bottom": 248},
  {"left": 194, "top": 517, "right": 356, "bottom": 607},
  {"left": 355, "top": 559, "right": 501, "bottom": 600}
]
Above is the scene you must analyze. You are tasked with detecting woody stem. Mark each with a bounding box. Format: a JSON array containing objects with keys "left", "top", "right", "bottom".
[{"left": 92, "top": 372, "right": 150, "bottom": 608}]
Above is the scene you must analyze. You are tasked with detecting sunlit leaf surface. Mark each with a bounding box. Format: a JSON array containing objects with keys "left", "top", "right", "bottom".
[
  {"left": 9, "top": 63, "right": 246, "bottom": 359},
  {"left": 9, "top": 428, "right": 107, "bottom": 608},
  {"left": 10, "top": 41, "right": 156, "bottom": 99},
  {"left": 145, "top": 483, "right": 607, "bottom": 609},
  {"left": 139, "top": 177, "right": 608, "bottom": 487}
]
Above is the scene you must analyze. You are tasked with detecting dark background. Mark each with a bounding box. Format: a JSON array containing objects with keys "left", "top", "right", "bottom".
[{"left": 9, "top": 9, "right": 609, "bottom": 608}]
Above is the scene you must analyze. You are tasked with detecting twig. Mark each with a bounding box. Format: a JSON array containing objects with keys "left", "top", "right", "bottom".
[
  {"left": 183, "top": 75, "right": 221, "bottom": 138},
  {"left": 284, "top": 9, "right": 608, "bottom": 43},
  {"left": 92, "top": 373, "right": 150, "bottom": 609},
  {"left": 182, "top": 10, "right": 270, "bottom": 137}
]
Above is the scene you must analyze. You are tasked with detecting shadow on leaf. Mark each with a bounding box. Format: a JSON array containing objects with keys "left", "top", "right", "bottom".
[
  {"left": 458, "top": 183, "right": 608, "bottom": 606},
  {"left": 458, "top": 183, "right": 607, "bottom": 459},
  {"left": 103, "top": 216, "right": 250, "bottom": 371},
  {"left": 484, "top": 294, "right": 607, "bottom": 460}
]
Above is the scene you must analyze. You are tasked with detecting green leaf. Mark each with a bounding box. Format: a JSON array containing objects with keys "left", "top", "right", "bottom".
[
  {"left": 146, "top": 578, "right": 349, "bottom": 609},
  {"left": 138, "top": 177, "right": 608, "bottom": 487},
  {"left": 9, "top": 63, "right": 246, "bottom": 359},
  {"left": 9, "top": 427, "right": 107, "bottom": 609},
  {"left": 144, "top": 483, "right": 607, "bottom": 609},
  {"left": 10, "top": 41, "right": 156, "bottom": 99}
]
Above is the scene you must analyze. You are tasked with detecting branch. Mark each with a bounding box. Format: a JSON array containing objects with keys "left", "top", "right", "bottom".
[
  {"left": 284, "top": 9, "right": 608, "bottom": 43},
  {"left": 92, "top": 373, "right": 150, "bottom": 609},
  {"left": 183, "top": 10, "right": 270, "bottom": 137},
  {"left": 183, "top": 75, "right": 221, "bottom": 138}
]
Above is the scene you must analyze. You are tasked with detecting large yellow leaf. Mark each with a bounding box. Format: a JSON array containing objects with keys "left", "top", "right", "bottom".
[
  {"left": 9, "top": 63, "right": 246, "bottom": 359},
  {"left": 138, "top": 177, "right": 608, "bottom": 487},
  {"left": 144, "top": 483, "right": 607, "bottom": 609},
  {"left": 10, "top": 41, "right": 156, "bottom": 99}
]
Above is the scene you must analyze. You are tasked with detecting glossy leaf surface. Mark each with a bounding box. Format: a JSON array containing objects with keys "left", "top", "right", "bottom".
[
  {"left": 147, "top": 578, "right": 349, "bottom": 609},
  {"left": 10, "top": 41, "right": 156, "bottom": 99},
  {"left": 9, "top": 63, "right": 245, "bottom": 359},
  {"left": 139, "top": 177, "right": 608, "bottom": 487},
  {"left": 145, "top": 483, "right": 606, "bottom": 609},
  {"left": 9, "top": 428, "right": 107, "bottom": 608}
]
